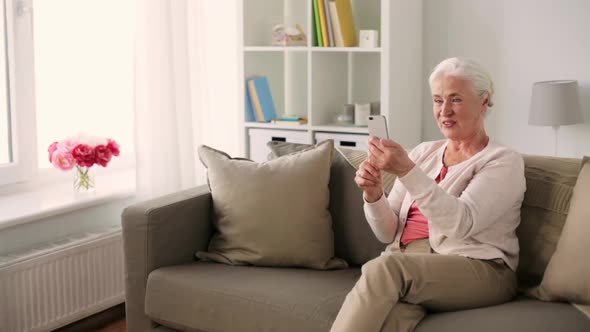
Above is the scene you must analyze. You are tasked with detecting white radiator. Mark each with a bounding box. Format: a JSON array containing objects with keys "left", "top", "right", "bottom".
[{"left": 0, "top": 227, "right": 125, "bottom": 332}]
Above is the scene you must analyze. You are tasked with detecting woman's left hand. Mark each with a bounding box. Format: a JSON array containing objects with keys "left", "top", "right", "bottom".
[{"left": 367, "top": 136, "right": 415, "bottom": 177}]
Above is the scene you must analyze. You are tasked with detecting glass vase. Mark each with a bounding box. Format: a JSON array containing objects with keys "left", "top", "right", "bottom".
[{"left": 73, "top": 165, "right": 95, "bottom": 193}]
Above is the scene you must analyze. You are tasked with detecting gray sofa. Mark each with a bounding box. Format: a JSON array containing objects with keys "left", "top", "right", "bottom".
[{"left": 122, "top": 144, "right": 590, "bottom": 332}]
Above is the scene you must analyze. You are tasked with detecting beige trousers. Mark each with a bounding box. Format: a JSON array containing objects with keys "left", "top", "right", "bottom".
[{"left": 330, "top": 239, "right": 517, "bottom": 332}]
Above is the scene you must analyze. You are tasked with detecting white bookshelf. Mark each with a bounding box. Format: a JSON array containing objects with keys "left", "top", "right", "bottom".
[{"left": 238, "top": 0, "right": 423, "bottom": 160}]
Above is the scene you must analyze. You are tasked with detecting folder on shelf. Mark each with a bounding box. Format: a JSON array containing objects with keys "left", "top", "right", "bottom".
[
  {"left": 317, "top": 0, "right": 330, "bottom": 47},
  {"left": 328, "top": 0, "right": 344, "bottom": 47},
  {"left": 312, "top": 0, "right": 323, "bottom": 46},
  {"left": 245, "top": 80, "right": 256, "bottom": 122},
  {"left": 247, "top": 80, "right": 264, "bottom": 122},
  {"left": 323, "top": 0, "right": 335, "bottom": 47},
  {"left": 247, "top": 77, "right": 277, "bottom": 122},
  {"left": 329, "top": 0, "right": 357, "bottom": 47}
]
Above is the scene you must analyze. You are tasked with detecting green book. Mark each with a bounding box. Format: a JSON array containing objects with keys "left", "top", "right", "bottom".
[{"left": 313, "top": 0, "right": 323, "bottom": 47}]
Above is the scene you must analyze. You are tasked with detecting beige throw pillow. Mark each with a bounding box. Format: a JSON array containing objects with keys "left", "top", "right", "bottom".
[
  {"left": 530, "top": 157, "right": 590, "bottom": 304},
  {"left": 267, "top": 141, "right": 388, "bottom": 266},
  {"left": 517, "top": 155, "right": 581, "bottom": 288},
  {"left": 196, "top": 140, "right": 347, "bottom": 270}
]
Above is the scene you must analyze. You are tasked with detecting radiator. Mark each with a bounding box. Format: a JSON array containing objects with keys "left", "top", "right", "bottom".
[{"left": 0, "top": 227, "right": 125, "bottom": 332}]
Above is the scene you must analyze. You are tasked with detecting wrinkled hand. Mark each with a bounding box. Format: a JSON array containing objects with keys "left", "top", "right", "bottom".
[
  {"left": 367, "top": 136, "right": 415, "bottom": 177},
  {"left": 355, "top": 159, "right": 384, "bottom": 203}
]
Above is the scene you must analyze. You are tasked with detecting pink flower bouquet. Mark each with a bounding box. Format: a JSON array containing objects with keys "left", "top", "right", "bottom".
[{"left": 48, "top": 134, "right": 120, "bottom": 191}]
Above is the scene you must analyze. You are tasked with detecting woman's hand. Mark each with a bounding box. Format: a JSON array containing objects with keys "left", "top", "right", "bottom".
[
  {"left": 367, "top": 136, "right": 415, "bottom": 177},
  {"left": 355, "top": 159, "right": 384, "bottom": 203}
]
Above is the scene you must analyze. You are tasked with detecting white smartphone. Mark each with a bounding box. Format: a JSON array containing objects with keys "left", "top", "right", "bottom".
[{"left": 367, "top": 115, "right": 389, "bottom": 139}]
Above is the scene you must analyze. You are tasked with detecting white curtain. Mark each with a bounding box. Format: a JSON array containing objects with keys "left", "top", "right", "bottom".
[{"left": 134, "top": 0, "right": 208, "bottom": 199}]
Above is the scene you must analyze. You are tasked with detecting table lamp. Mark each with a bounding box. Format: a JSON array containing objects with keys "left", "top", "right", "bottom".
[{"left": 528, "top": 80, "right": 584, "bottom": 156}]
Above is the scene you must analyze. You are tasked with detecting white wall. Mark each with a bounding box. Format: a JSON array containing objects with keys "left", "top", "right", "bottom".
[{"left": 422, "top": 0, "right": 590, "bottom": 157}]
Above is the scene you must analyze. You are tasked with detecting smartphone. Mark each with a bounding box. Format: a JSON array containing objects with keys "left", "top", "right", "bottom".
[{"left": 367, "top": 115, "right": 389, "bottom": 139}]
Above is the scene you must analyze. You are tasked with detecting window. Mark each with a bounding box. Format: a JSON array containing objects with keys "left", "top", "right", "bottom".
[
  {"left": 0, "top": 0, "right": 37, "bottom": 186},
  {"left": 34, "top": 0, "right": 135, "bottom": 170},
  {"left": 0, "top": 0, "right": 11, "bottom": 164},
  {"left": 0, "top": 0, "right": 134, "bottom": 187}
]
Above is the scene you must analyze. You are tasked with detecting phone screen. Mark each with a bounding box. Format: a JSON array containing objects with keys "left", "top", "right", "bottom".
[{"left": 367, "top": 115, "right": 389, "bottom": 139}]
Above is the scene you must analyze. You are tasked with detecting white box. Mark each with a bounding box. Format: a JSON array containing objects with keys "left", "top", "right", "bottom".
[
  {"left": 359, "top": 30, "right": 379, "bottom": 48},
  {"left": 249, "top": 128, "right": 311, "bottom": 162},
  {"left": 315, "top": 132, "right": 368, "bottom": 151}
]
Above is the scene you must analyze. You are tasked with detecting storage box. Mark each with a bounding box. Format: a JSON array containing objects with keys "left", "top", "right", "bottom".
[
  {"left": 249, "top": 128, "right": 311, "bottom": 162},
  {"left": 315, "top": 132, "right": 368, "bottom": 151}
]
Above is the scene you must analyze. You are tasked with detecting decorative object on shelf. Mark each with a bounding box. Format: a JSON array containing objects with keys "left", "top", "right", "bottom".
[
  {"left": 528, "top": 80, "right": 584, "bottom": 156},
  {"left": 336, "top": 104, "right": 355, "bottom": 125},
  {"left": 359, "top": 30, "right": 379, "bottom": 48},
  {"left": 271, "top": 24, "right": 307, "bottom": 46},
  {"left": 354, "top": 102, "right": 371, "bottom": 126},
  {"left": 48, "top": 134, "right": 120, "bottom": 193}
]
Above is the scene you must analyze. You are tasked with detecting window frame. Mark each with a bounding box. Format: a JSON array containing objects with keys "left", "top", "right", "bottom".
[{"left": 0, "top": 0, "right": 38, "bottom": 186}]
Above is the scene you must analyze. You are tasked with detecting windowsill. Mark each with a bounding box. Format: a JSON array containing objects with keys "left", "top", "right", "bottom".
[{"left": 0, "top": 169, "right": 136, "bottom": 231}]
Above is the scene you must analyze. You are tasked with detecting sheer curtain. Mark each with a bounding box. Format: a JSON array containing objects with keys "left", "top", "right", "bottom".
[{"left": 134, "top": 0, "right": 208, "bottom": 199}]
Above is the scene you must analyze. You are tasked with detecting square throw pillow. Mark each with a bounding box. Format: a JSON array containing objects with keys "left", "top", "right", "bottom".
[
  {"left": 529, "top": 156, "right": 590, "bottom": 304},
  {"left": 517, "top": 155, "right": 581, "bottom": 288},
  {"left": 196, "top": 140, "right": 347, "bottom": 270},
  {"left": 267, "top": 141, "right": 387, "bottom": 266}
]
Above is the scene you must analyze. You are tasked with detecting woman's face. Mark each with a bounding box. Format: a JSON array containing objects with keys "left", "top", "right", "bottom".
[{"left": 431, "top": 75, "right": 487, "bottom": 140}]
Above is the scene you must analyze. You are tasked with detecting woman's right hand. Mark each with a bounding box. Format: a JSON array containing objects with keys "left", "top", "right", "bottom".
[{"left": 355, "top": 158, "right": 384, "bottom": 203}]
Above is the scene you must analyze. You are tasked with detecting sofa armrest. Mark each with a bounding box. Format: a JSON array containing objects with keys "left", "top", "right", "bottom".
[{"left": 122, "top": 185, "right": 212, "bottom": 332}]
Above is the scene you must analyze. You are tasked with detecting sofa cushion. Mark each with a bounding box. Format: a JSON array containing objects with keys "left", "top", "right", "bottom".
[
  {"left": 516, "top": 155, "right": 581, "bottom": 287},
  {"left": 196, "top": 141, "right": 346, "bottom": 269},
  {"left": 268, "top": 141, "right": 387, "bottom": 266},
  {"left": 145, "top": 263, "right": 590, "bottom": 332},
  {"left": 414, "top": 296, "right": 590, "bottom": 332},
  {"left": 145, "top": 262, "right": 360, "bottom": 332},
  {"left": 531, "top": 157, "right": 590, "bottom": 304},
  {"left": 575, "top": 304, "right": 590, "bottom": 318}
]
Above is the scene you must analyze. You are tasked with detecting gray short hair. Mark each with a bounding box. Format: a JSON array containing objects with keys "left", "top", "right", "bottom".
[{"left": 428, "top": 57, "right": 494, "bottom": 107}]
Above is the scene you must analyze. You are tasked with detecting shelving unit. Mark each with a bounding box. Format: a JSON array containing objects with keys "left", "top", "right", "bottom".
[{"left": 238, "top": 0, "right": 423, "bottom": 161}]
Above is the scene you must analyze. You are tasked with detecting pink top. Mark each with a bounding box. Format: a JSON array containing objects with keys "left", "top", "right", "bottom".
[{"left": 400, "top": 166, "right": 448, "bottom": 245}]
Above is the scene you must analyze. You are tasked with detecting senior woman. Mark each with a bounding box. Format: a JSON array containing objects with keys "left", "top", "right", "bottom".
[{"left": 330, "top": 57, "right": 526, "bottom": 332}]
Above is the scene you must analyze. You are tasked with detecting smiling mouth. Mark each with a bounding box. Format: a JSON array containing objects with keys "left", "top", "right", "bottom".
[{"left": 442, "top": 121, "right": 455, "bottom": 128}]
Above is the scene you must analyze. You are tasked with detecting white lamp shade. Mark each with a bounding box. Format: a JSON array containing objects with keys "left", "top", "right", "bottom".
[{"left": 528, "top": 80, "right": 584, "bottom": 126}]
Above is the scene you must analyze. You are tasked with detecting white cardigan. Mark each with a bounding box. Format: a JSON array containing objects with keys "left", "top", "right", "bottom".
[{"left": 364, "top": 140, "right": 526, "bottom": 270}]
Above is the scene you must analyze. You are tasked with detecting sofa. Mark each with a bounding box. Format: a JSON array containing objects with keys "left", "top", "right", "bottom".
[{"left": 122, "top": 142, "right": 590, "bottom": 332}]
